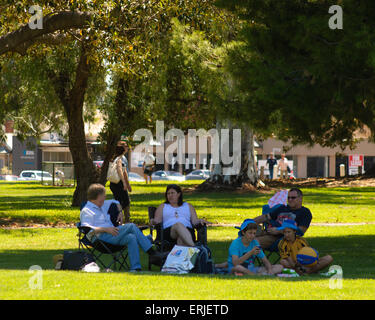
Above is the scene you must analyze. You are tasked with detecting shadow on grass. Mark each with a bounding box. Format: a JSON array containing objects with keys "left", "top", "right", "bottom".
[
  {"left": 0, "top": 195, "right": 74, "bottom": 210},
  {"left": 1, "top": 234, "right": 374, "bottom": 280}
]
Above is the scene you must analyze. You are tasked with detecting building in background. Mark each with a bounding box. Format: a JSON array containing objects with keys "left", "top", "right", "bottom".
[{"left": 257, "top": 136, "right": 375, "bottom": 178}]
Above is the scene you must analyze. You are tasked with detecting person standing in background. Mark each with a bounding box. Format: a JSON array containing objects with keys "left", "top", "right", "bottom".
[
  {"left": 113, "top": 141, "right": 132, "bottom": 223},
  {"left": 143, "top": 150, "right": 155, "bottom": 184},
  {"left": 266, "top": 154, "right": 277, "bottom": 180},
  {"left": 277, "top": 154, "right": 289, "bottom": 180}
]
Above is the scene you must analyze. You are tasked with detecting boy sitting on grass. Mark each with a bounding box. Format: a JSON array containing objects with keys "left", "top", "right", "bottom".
[
  {"left": 277, "top": 219, "right": 333, "bottom": 275},
  {"left": 216, "top": 219, "right": 283, "bottom": 276}
]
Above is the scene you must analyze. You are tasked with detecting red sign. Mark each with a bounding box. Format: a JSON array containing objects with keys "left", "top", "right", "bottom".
[{"left": 349, "top": 154, "right": 364, "bottom": 167}]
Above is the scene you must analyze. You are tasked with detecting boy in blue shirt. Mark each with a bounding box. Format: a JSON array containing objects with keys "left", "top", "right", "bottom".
[{"left": 218, "top": 219, "right": 283, "bottom": 275}]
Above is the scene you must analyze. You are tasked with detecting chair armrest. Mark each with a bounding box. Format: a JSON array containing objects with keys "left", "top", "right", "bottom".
[
  {"left": 149, "top": 222, "right": 162, "bottom": 230},
  {"left": 76, "top": 223, "right": 93, "bottom": 235},
  {"left": 193, "top": 223, "right": 207, "bottom": 245},
  {"left": 193, "top": 223, "right": 206, "bottom": 230}
]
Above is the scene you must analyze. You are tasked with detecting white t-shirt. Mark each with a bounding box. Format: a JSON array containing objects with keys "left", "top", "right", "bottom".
[
  {"left": 144, "top": 154, "right": 155, "bottom": 166},
  {"left": 163, "top": 202, "right": 192, "bottom": 229}
]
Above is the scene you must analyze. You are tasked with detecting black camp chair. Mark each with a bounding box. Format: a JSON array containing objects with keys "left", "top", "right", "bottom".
[
  {"left": 77, "top": 202, "right": 129, "bottom": 271},
  {"left": 145, "top": 206, "right": 208, "bottom": 271}
]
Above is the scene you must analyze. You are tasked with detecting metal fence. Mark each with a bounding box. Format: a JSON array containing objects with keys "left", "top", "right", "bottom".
[{"left": 41, "top": 162, "right": 75, "bottom": 186}]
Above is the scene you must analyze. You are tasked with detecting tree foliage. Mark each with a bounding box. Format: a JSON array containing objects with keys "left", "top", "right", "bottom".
[{"left": 216, "top": 0, "right": 375, "bottom": 149}]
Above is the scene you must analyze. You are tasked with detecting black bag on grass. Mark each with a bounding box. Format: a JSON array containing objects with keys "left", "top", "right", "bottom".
[
  {"left": 190, "top": 245, "right": 214, "bottom": 274},
  {"left": 61, "top": 251, "right": 95, "bottom": 271}
]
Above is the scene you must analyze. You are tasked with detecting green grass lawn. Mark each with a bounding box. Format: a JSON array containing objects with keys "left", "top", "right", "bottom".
[
  {"left": 0, "top": 225, "right": 374, "bottom": 299},
  {"left": 0, "top": 181, "right": 374, "bottom": 299},
  {"left": 1, "top": 181, "right": 375, "bottom": 226}
]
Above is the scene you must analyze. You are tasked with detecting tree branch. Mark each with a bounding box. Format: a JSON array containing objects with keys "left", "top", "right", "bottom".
[{"left": 0, "top": 11, "right": 93, "bottom": 55}]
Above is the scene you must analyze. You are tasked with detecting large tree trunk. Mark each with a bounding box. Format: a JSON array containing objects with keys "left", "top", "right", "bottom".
[
  {"left": 48, "top": 43, "right": 97, "bottom": 206},
  {"left": 98, "top": 77, "right": 131, "bottom": 185},
  {"left": 198, "top": 120, "right": 258, "bottom": 191},
  {"left": 66, "top": 44, "right": 97, "bottom": 206}
]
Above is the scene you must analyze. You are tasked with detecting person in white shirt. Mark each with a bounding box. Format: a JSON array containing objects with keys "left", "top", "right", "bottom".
[
  {"left": 80, "top": 184, "right": 164, "bottom": 271},
  {"left": 277, "top": 154, "right": 289, "bottom": 180},
  {"left": 150, "top": 184, "right": 210, "bottom": 247},
  {"left": 142, "top": 150, "right": 155, "bottom": 184}
]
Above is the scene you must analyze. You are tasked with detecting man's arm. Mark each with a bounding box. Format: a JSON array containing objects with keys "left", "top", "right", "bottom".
[
  {"left": 253, "top": 214, "right": 269, "bottom": 224},
  {"left": 80, "top": 208, "right": 119, "bottom": 236},
  {"left": 92, "top": 226, "right": 119, "bottom": 236}
]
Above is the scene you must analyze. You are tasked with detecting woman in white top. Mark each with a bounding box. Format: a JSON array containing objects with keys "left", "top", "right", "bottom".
[{"left": 151, "top": 184, "right": 208, "bottom": 247}]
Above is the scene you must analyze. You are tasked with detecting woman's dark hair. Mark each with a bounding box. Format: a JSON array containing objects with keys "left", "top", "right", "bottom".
[
  {"left": 111, "top": 145, "right": 126, "bottom": 161},
  {"left": 165, "top": 184, "right": 184, "bottom": 206}
]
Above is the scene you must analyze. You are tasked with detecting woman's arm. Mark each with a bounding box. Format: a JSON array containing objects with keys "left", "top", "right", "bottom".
[
  {"left": 116, "top": 159, "right": 125, "bottom": 183},
  {"left": 188, "top": 203, "right": 209, "bottom": 226},
  {"left": 122, "top": 168, "right": 131, "bottom": 192},
  {"left": 151, "top": 203, "right": 164, "bottom": 225}
]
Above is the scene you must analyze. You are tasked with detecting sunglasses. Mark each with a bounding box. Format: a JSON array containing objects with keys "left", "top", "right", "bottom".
[{"left": 288, "top": 196, "right": 299, "bottom": 200}]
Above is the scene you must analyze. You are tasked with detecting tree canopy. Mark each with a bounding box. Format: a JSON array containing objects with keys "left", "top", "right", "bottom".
[{"left": 216, "top": 0, "right": 375, "bottom": 149}]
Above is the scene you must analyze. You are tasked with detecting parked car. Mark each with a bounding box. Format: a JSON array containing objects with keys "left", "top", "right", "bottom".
[
  {"left": 185, "top": 170, "right": 211, "bottom": 180},
  {"left": 151, "top": 170, "right": 186, "bottom": 182},
  {"left": 18, "top": 170, "right": 57, "bottom": 181},
  {"left": 128, "top": 172, "right": 144, "bottom": 182},
  {"left": 0, "top": 175, "right": 19, "bottom": 181}
]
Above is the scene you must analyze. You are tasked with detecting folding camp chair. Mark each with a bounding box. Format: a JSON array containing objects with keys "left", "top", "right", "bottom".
[
  {"left": 145, "top": 206, "right": 208, "bottom": 270},
  {"left": 253, "top": 204, "right": 284, "bottom": 266},
  {"left": 77, "top": 202, "right": 129, "bottom": 271}
]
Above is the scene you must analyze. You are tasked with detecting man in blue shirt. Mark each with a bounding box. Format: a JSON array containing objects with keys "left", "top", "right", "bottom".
[
  {"left": 80, "top": 184, "right": 164, "bottom": 271},
  {"left": 254, "top": 188, "right": 312, "bottom": 249}
]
